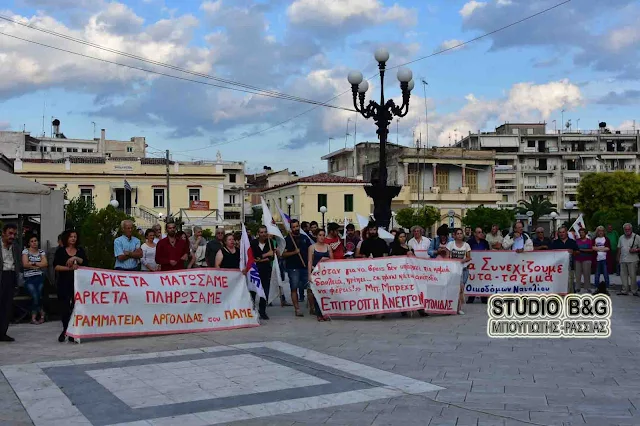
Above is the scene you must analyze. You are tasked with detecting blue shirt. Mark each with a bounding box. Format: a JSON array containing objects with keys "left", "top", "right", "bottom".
[
  {"left": 114, "top": 235, "right": 141, "bottom": 270},
  {"left": 467, "top": 237, "right": 490, "bottom": 251}
]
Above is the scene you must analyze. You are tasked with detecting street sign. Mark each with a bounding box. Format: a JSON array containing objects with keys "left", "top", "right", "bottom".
[{"left": 448, "top": 210, "right": 455, "bottom": 217}]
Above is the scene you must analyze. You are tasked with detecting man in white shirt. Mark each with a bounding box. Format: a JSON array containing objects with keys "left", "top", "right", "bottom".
[
  {"left": 617, "top": 223, "right": 640, "bottom": 296},
  {"left": 486, "top": 224, "right": 504, "bottom": 250},
  {"left": 407, "top": 226, "right": 430, "bottom": 255},
  {"left": 502, "top": 221, "right": 533, "bottom": 252}
]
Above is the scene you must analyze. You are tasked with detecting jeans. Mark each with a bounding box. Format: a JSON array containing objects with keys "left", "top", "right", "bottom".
[
  {"left": 595, "top": 260, "right": 610, "bottom": 288},
  {"left": 24, "top": 275, "right": 44, "bottom": 314},
  {"left": 287, "top": 269, "right": 308, "bottom": 292}
]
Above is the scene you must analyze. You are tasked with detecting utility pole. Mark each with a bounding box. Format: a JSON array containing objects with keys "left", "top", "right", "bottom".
[{"left": 165, "top": 150, "right": 171, "bottom": 219}]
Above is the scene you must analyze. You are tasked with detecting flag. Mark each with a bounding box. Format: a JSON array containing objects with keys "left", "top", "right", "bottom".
[
  {"left": 124, "top": 179, "right": 132, "bottom": 192},
  {"left": 261, "top": 197, "right": 286, "bottom": 255},
  {"left": 570, "top": 214, "right": 586, "bottom": 239},
  {"left": 356, "top": 213, "right": 394, "bottom": 243},
  {"left": 240, "top": 223, "right": 266, "bottom": 300},
  {"left": 275, "top": 203, "right": 291, "bottom": 233},
  {"left": 269, "top": 255, "right": 285, "bottom": 305}
]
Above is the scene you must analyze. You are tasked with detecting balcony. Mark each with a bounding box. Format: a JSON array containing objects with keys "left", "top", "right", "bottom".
[
  {"left": 495, "top": 184, "right": 517, "bottom": 192},
  {"left": 524, "top": 184, "right": 557, "bottom": 191},
  {"left": 497, "top": 202, "right": 517, "bottom": 209},
  {"left": 224, "top": 203, "right": 242, "bottom": 212},
  {"left": 521, "top": 165, "right": 559, "bottom": 173},
  {"left": 400, "top": 186, "right": 501, "bottom": 203}
]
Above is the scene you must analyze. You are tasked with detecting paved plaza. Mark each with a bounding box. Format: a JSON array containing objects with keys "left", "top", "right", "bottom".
[{"left": 1, "top": 293, "right": 640, "bottom": 426}]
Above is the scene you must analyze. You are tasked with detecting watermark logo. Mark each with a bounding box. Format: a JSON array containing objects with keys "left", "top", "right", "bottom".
[{"left": 487, "top": 294, "right": 611, "bottom": 339}]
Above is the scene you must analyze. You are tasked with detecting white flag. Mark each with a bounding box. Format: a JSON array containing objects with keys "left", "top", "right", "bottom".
[
  {"left": 571, "top": 214, "right": 586, "bottom": 235},
  {"left": 269, "top": 255, "right": 285, "bottom": 305},
  {"left": 240, "top": 223, "right": 266, "bottom": 300},
  {"left": 356, "top": 213, "right": 394, "bottom": 243},
  {"left": 261, "top": 197, "right": 286, "bottom": 255}
]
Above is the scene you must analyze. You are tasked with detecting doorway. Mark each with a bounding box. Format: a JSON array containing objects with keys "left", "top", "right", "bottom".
[{"left": 114, "top": 188, "right": 132, "bottom": 214}]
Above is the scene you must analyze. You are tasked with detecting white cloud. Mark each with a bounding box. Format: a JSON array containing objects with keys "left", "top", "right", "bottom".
[
  {"left": 200, "top": 0, "right": 223, "bottom": 15},
  {"left": 393, "top": 79, "right": 583, "bottom": 146},
  {"left": 287, "top": 0, "right": 416, "bottom": 27},
  {"left": 459, "top": 1, "right": 486, "bottom": 18},
  {"left": 435, "top": 39, "right": 465, "bottom": 52},
  {"left": 607, "top": 25, "right": 640, "bottom": 51},
  {"left": 497, "top": 0, "right": 513, "bottom": 5}
]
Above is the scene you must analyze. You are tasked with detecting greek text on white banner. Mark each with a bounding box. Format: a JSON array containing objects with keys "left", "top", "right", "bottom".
[
  {"left": 309, "top": 257, "right": 463, "bottom": 316},
  {"left": 465, "top": 250, "right": 570, "bottom": 296},
  {"left": 67, "top": 268, "right": 259, "bottom": 339}
]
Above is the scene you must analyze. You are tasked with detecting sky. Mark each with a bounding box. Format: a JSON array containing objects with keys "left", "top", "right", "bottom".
[{"left": 0, "top": 0, "right": 638, "bottom": 176}]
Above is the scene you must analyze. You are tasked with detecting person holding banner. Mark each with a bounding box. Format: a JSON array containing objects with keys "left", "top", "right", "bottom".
[
  {"left": 250, "top": 226, "right": 274, "bottom": 320},
  {"left": 54, "top": 230, "right": 88, "bottom": 343},
  {"left": 357, "top": 222, "right": 389, "bottom": 259},
  {"left": 114, "top": 220, "right": 142, "bottom": 271},
  {"left": 344, "top": 223, "right": 360, "bottom": 258},
  {"left": 155, "top": 222, "right": 189, "bottom": 272},
  {"left": 307, "top": 229, "right": 333, "bottom": 321},
  {"left": 283, "top": 219, "right": 312, "bottom": 317},
  {"left": 550, "top": 226, "right": 579, "bottom": 293},
  {"left": 502, "top": 221, "right": 533, "bottom": 252},
  {"left": 575, "top": 228, "right": 594, "bottom": 293},
  {"left": 390, "top": 230, "right": 414, "bottom": 257},
  {"left": 467, "top": 227, "right": 490, "bottom": 305},
  {"left": 140, "top": 229, "right": 159, "bottom": 271},
  {"left": 215, "top": 234, "right": 241, "bottom": 269},
  {"left": 429, "top": 224, "right": 453, "bottom": 259},
  {"left": 325, "top": 223, "right": 345, "bottom": 259},
  {"left": 408, "top": 226, "right": 430, "bottom": 253},
  {"left": 447, "top": 228, "right": 471, "bottom": 315},
  {"left": 486, "top": 224, "right": 503, "bottom": 250}
]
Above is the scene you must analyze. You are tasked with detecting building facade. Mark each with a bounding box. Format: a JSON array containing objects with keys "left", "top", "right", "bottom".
[
  {"left": 246, "top": 167, "right": 299, "bottom": 206},
  {"left": 14, "top": 156, "right": 230, "bottom": 230},
  {"left": 324, "top": 144, "right": 502, "bottom": 233},
  {"left": 457, "top": 122, "right": 640, "bottom": 225},
  {"left": 261, "top": 173, "right": 371, "bottom": 227},
  {"left": 2, "top": 122, "right": 249, "bottom": 230}
]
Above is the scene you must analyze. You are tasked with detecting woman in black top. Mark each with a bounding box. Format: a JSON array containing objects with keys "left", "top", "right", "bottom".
[
  {"left": 215, "top": 233, "right": 240, "bottom": 269},
  {"left": 390, "top": 231, "right": 414, "bottom": 257},
  {"left": 53, "top": 230, "right": 88, "bottom": 343}
]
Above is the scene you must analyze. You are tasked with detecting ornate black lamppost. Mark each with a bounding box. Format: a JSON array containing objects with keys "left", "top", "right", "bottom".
[{"left": 347, "top": 48, "right": 414, "bottom": 229}]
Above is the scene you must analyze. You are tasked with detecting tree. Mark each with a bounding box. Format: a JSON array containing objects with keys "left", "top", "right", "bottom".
[
  {"left": 394, "top": 206, "right": 439, "bottom": 230},
  {"left": 577, "top": 172, "right": 640, "bottom": 230},
  {"left": 80, "top": 205, "right": 140, "bottom": 269},
  {"left": 201, "top": 229, "right": 213, "bottom": 240},
  {"left": 517, "top": 195, "right": 557, "bottom": 227},
  {"left": 463, "top": 205, "right": 515, "bottom": 232},
  {"left": 65, "top": 196, "right": 96, "bottom": 230}
]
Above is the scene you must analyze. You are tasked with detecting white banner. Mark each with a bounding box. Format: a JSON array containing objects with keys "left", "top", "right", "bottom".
[
  {"left": 309, "top": 257, "right": 463, "bottom": 316},
  {"left": 67, "top": 268, "right": 260, "bottom": 339},
  {"left": 465, "top": 250, "right": 570, "bottom": 296}
]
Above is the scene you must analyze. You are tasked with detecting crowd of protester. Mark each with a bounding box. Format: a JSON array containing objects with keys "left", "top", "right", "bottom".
[{"left": 1, "top": 216, "right": 639, "bottom": 343}]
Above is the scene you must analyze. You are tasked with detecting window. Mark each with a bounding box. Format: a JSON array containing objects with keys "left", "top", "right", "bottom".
[
  {"left": 224, "top": 212, "right": 241, "bottom": 220},
  {"left": 502, "top": 195, "right": 509, "bottom": 202},
  {"left": 527, "top": 176, "right": 535, "bottom": 184},
  {"left": 539, "top": 176, "right": 548, "bottom": 185},
  {"left": 229, "top": 173, "right": 237, "bottom": 183},
  {"left": 126, "top": 146, "right": 133, "bottom": 153},
  {"left": 81, "top": 148, "right": 94, "bottom": 153},
  {"left": 527, "top": 140, "right": 536, "bottom": 148},
  {"left": 53, "top": 147, "right": 63, "bottom": 152},
  {"left": 464, "top": 169, "right": 478, "bottom": 191},
  {"left": 527, "top": 128, "right": 534, "bottom": 135},
  {"left": 80, "top": 188, "right": 93, "bottom": 204},
  {"left": 154, "top": 189, "right": 165, "bottom": 208},
  {"left": 278, "top": 198, "right": 282, "bottom": 208},
  {"left": 435, "top": 169, "right": 449, "bottom": 189},
  {"left": 229, "top": 195, "right": 236, "bottom": 204},
  {"left": 66, "top": 148, "right": 78, "bottom": 153},
  {"left": 189, "top": 188, "right": 200, "bottom": 202},
  {"left": 317, "top": 194, "right": 327, "bottom": 212},
  {"left": 538, "top": 158, "right": 547, "bottom": 170},
  {"left": 39, "top": 146, "right": 47, "bottom": 152},
  {"left": 344, "top": 194, "right": 354, "bottom": 212},
  {"left": 512, "top": 129, "right": 519, "bottom": 135}
]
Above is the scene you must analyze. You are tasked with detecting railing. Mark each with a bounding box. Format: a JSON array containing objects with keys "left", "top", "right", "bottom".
[
  {"left": 497, "top": 202, "right": 518, "bottom": 209},
  {"left": 131, "top": 206, "right": 159, "bottom": 226},
  {"left": 524, "top": 184, "right": 557, "bottom": 190}
]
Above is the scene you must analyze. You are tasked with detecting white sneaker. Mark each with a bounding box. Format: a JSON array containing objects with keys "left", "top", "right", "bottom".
[{"left": 458, "top": 310, "right": 465, "bottom": 315}]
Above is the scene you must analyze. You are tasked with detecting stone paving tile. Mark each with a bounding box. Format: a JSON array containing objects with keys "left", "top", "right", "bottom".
[{"left": 1, "top": 294, "right": 640, "bottom": 425}]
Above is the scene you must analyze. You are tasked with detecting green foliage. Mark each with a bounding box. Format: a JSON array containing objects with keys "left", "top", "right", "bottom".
[
  {"left": 80, "top": 205, "right": 140, "bottom": 269},
  {"left": 251, "top": 206, "right": 263, "bottom": 224},
  {"left": 394, "top": 206, "right": 439, "bottom": 230},
  {"left": 577, "top": 172, "right": 640, "bottom": 230},
  {"left": 201, "top": 229, "right": 213, "bottom": 240},
  {"left": 517, "top": 195, "right": 557, "bottom": 227},
  {"left": 65, "top": 196, "right": 96, "bottom": 230},
  {"left": 463, "top": 205, "right": 515, "bottom": 232}
]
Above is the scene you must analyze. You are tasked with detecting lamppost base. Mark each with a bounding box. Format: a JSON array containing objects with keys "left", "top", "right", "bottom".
[{"left": 364, "top": 184, "right": 402, "bottom": 230}]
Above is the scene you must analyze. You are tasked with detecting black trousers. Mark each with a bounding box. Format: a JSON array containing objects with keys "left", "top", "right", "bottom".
[
  {"left": 57, "top": 281, "right": 75, "bottom": 331},
  {"left": 250, "top": 270, "right": 271, "bottom": 316},
  {"left": 0, "top": 271, "right": 16, "bottom": 336}
]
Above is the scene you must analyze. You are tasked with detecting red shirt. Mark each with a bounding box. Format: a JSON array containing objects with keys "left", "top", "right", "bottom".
[
  {"left": 155, "top": 237, "right": 189, "bottom": 271},
  {"left": 325, "top": 236, "right": 345, "bottom": 259}
]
